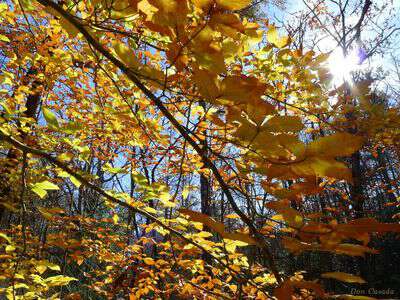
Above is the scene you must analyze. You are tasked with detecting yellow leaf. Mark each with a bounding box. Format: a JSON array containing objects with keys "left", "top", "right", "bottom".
[
  {"left": 138, "top": 0, "right": 158, "bottom": 21},
  {"left": 225, "top": 214, "right": 239, "bottom": 219},
  {"left": 216, "top": 0, "right": 251, "bottom": 10},
  {"left": 267, "top": 26, "right": 290, "bottom": 48},
  {"left": 143, "top": 257, "right": 155, "bottom": 265},
  {"left": 45, "top": 6, "right": 79, "bottom": 37},
  {"left": 333, "top": 243, "right": 378, "bottom": 257},
  {"left": 192, "top": 222, "right": 203, "bottom": 230},
  {"left": 70, "top": 176, "right": 81, "bottom": 188},
  {"left": 144, "top": 207, "right": 157, "bottom": 214},
  {"left": 0, "top": 233, "right": 11, "bottom": 243},
  {"left": 31, "top": 181, "right": 59, "bottom": 199},
  {"left": 197, "top": 231, "right": 213, "bottom": 238},
  {"left": 338, "top": 218, "right": 400, "bottom": 234},
  {"left": 112, "top": 214, "right": 119, "bottom": 224},
  {"left": 210, "top": 13, "right": 245, "bottom": 38},
  {"left": 43, "top": 107, "right": 59, "bottom": 128},
  {"left": 262, "top": 115, "right": 304, "bottom": 133},
  {"left": 220, "top": 75, "right": 265, "bottom": 104},
  {"left": 59, "top": 16, "right": 79, "bottom": 38},
  {"left": 112, "top": 41, "right": 141, "bottom": 69},
  {"left": 194, "top": 50, "right": 227, "bottom": 74},
  {"left": 182, "top": 188, "right": 189, "bottom": 199},
  {"left": 46, "top": 262, "right": 61, "bottom": 271},
  {"left": 36, "top": 265, "right": 47, "bottom": 274},
  {"left": 14, "top": 283, "right": 29, "bottom": 290},
  {"left": 111, "top": 0, "right": 138, "bottom": 18},
  {"left": 0, "top": 3, "right": 8, "bottom": 11},
  {"left": 179, "top": 209, "right": 256, "bottom": 245},
  {"left": 159, "top": 192, "right": 176, "bottom": 207},
  {"left": 45, "top": 275, "right": 78, "bottom": 287},
  {"left": 37, "top": 207, "right": 56, "bottom": 221},
  {"left": 265, "top": 201, "right": 303, "bottom": 228},
  {"left": 192, "top": 68, "right": 220, "bottom": 102},
  {"left": 5, "top": 245, "right": 15, "bottom": 253},
  {"left": 281, "top": 236, "right": 314, "bottom": 254},
  {"left": 0, "top": 34, "right": 9, "bottom": 42},
  {"left": 223, "top": 238, "right": 249, "bottom": 253},
  {"left": 229, "top": 285, "right": 237, "bottom": 293},
  {"left": 321, "top": 272, "right": 366, "bottom": 284},
  {"left": 307, "top": 132, "right": 363, "bottom": 157},
  {"left": 192, "top": 0, "right": 213, "bottom": 10}
]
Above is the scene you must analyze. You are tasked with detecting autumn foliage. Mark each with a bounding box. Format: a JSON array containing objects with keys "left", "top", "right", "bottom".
[{"left": 0, "top": 0, "right": 399, "bottom": 299}]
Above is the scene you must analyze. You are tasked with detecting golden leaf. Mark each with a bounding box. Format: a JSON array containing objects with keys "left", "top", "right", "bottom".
[
  {"left": 267, "top": 26, "right": 290, "bottom": 48},
  {"left": 143, "top": 257, "right": 155, "bottom": 265},
  {"left": 192, "top": 68, "right": 220, "bottom": 101},
  {"left": 179, "top": 209, "right": 256, "bottom": 245},
  {"left": 112, "top": 41, "right": 141, "bottom": 69},
  {"left": 307, "top": 132, "right": 363, "bottom": 158},
  {"left": 216, "top": 0, "right": 251, "bottom": 10}
]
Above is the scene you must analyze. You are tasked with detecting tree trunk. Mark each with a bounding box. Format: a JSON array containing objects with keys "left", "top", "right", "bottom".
[{"left": 0, "top": 67, "right": 43, "bottom": 223}]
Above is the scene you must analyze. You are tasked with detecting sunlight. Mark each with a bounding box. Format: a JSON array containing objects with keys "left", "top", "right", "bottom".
[{"left": 327, "top": 47, "right": 366, "bottom": 87}]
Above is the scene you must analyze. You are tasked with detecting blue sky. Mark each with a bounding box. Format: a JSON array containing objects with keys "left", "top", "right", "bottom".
[{"left": 266, "top": 0, "right": 400, "bottom": 94}]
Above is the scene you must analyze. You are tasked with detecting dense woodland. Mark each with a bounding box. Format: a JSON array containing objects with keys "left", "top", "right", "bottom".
[{"left": 0, "top": 0, "right": 400, "bottom": 299}]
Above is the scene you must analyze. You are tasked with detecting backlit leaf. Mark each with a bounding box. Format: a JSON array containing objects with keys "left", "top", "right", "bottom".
[
  {"left": 179, "top": 209, "right": 256, "bottom": 245},
  {"left": 45, "top": 275, "right": 78, "bottom": 286},
  {"left": 112, "top": 41, "right": 141, "bottom": 69},
  {"left": 267, "top": 26, "right": 290, "bottom": 48},
  {"left": 0, "top": 34, "right": 10, "bottom": 42},
  {"left": 43, "top": 107, "right": 59, "bottom": 128},
  {"left": 308, "top": 132, "right": 363, "bottom": 157},
  {"left": 31, "top": 181, "right": 60, "bottom": 199},
  {"left": 216, "top": 0, "right": 251, "bottom": 10}
]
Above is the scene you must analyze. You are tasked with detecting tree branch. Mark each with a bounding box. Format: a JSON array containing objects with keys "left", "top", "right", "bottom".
[{"left": 34, "top": 0, "right": 283, "bottom": 283}]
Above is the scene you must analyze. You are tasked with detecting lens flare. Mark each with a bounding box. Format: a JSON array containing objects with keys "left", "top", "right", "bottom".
[{"left": 327, "top": 47, "right": 366, "bottom": 87}]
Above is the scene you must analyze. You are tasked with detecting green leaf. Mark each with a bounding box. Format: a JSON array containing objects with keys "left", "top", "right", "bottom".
[{"left": 43, "top": 107, "right": 59, "bottom": 128}]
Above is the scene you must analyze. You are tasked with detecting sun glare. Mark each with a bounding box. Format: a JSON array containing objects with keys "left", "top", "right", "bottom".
[{"left": 327, "top": 47, "right": 365, "bottom": 87}]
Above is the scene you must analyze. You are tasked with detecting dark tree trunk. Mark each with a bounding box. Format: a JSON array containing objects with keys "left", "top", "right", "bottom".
[{"left": 0, "top": 67, "right": 43, "bottom": 223}]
